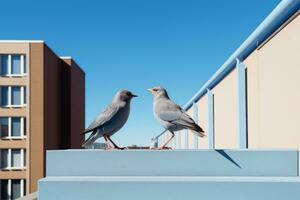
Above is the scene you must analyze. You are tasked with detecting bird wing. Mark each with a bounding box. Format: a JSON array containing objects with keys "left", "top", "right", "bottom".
[
  {"left": 81, "top": 103, "right": 120, "bottom": 134},
  {"left": 156, "top": 99, "right": 195, "bottom": 126}
]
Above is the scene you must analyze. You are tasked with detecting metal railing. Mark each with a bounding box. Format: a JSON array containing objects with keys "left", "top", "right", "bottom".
[{"left": 151, "top": 0, "right": 300, "bottom": 148}]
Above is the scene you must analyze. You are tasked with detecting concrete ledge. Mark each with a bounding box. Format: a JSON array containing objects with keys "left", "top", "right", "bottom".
[
  {"left": 46, "top": 149, "right": 298, "bottom": 176},
  {"left": 39, "top": 176, "right": 300, "bottom": 200}
]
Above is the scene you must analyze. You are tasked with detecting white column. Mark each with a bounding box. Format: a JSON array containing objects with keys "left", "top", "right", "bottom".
[
  {"left": 20, "top": 118, "right": 24, "bottom": 138},
  {"left": 20, "top": 179, "right": 24, "bottom": 197},
  {"left": 20, "top": 87, "right": 24, "bottom": 106},
  {"left": 8, "top": 149, "right": 11, "bottom": 168},
  {"left": 21, "top": 149, "right": 24, "bottom": 168},
  {"left": 8, "top": 55, "right": 11, "bottom": 76},
  {"left": 8, "top": 179, "right": 12, "bottom": 200},
  {"left": 8, "top": 117, "right": 12, "bottom": 137},
  {"left": 20, "top": 55, "right": 25, "bottom": 75},
  {"left": 8, "top": 86, "right": 11, "bottom": 106}
]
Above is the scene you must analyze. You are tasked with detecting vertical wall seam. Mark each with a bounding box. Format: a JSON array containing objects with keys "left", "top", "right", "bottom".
[{"left": 207, "top": 89, "right": 214, "bottom": 149}]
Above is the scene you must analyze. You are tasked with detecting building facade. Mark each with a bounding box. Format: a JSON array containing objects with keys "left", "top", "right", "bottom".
[
  {"left": 156, "top": 1, "right": 300, "bottom": 151},
  {"left": 0, "top": 41, "right": 85, "bottom": 199}
]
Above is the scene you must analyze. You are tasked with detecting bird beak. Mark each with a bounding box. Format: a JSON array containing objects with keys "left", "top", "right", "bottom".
[
  {"left": 132, "top": 94, "right": 138, "bottom": 97},
  {"left": 147, "top": 88, "right": 153, "bottom": 93}
]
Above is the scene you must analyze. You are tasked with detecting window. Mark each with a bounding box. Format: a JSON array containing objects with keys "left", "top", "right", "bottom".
[
  {"left": 1, "top": 180, "right": 9, "bottom": 199},
  {"left": 0, "top": 149, "right": 26, "bottom": 170},
  {"left": 0, "top": 86, "right": 26, "bottom": 107},
  {"left": 11, "top": 56, "right": 21, "bottom": 75},
  {"left": 11, "top": 150, "right": 21, "bottom": 168},
  {"left": 0, "top": 179, "right": 26, "bottom": 199},
  {"left": 11, "top": 87, "right": 21, "bottom": 106},
  {"left": 0, "top": 118, "right": 9, "bottom": 137},
  {"left": 1, "top": 87, "right": 9, "bottom": 106},
  {"left": 11, "top": 180, "right": 21, "bottom": 199},
  {"left": 0, "top": 54, "right": 26, "bottom": 76},
  {"left": 0, "top": 55, "right": 8, "bottom": 76},
  {"left": 11, "top": 118, "right": 21, "bottom": 137},
  {"left": 0, "top": 149, "right": 9, "bottom": 168},
  {"left": 0, "top": 117, "right": 26, "bottom": 139}
]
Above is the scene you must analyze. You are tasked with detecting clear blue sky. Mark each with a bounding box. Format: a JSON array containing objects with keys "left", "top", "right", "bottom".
[{"left": 0, "top": 0, "right": 280, "bottom": 146}]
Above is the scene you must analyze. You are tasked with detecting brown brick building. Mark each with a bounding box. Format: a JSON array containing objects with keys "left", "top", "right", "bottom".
[{"left": 0, "top": 40, "right": 85, "bottom": 199}]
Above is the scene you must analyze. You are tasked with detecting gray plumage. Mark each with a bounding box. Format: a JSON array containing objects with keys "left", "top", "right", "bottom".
[
  {"left": 149, "top": 86, "right": 205, "bottom": 137},
  {"left": 81, "top": 90, "right": 137, "bottom": 148}
]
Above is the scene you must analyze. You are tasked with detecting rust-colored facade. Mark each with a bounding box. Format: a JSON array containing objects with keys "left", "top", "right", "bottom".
[{"left": 0, "top": 41, "right": 85, "bottom": 198}]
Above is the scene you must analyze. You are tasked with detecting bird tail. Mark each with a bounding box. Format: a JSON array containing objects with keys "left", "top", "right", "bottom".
[
  {"left": 80, "top": 128, "right": 94, "bottom": 135},
  {"left": 191, "top": 124, "right": 206, "bottom": 137},
  {"left": 193, "top": 130, "right": 206, "bottom": 137},
  {"left": 82, "top": 130, "right": 99, "bottom": 148}
]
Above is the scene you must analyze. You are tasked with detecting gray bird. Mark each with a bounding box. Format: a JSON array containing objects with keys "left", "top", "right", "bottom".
[
  {"left": 148, "top": 86, "right": 205, "bottom": 149},
  {"left": 81, "top": 90, "right": 138, "bottom": 149}
]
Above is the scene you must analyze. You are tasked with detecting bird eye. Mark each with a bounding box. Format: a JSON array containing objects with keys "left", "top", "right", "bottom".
[
  {"left": 126, "top": 92, "right": 131, "bottom": 96},
  {"left": 153, "top": 88, "right": 158, "bottom": 92}
]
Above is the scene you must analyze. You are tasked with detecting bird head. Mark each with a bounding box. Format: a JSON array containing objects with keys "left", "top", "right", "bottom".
[
  {"left": 115, "top": 90, "right": 138, "bottom": 102},
  {"left": 147, "top": 86, "right": 169, "bottom": 99}
]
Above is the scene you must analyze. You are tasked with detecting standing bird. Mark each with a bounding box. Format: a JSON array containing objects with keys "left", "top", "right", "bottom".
[
  {"left": 81, "top": 90, "right": 138, "bottom": 149},
  {"left": 148, "top": 86, "right": 205, "bottom": 149}
]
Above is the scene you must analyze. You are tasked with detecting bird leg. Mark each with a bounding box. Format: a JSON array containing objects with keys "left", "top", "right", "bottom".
[
  {"left": 158, "top": 132, "right": 174, "bottom": 150},
  {"left": 107, "top": 136, "right": 125, "bottom": 150},
  {"left": 103, "top": 135, "right": 115, "bottom": 149}
]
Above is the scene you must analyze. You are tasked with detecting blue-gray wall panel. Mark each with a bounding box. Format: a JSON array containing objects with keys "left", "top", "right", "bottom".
[
  {"left": 46, "top": 150, "right": 298, "bottom": 177},
  {"left": 39, "top": 176, "right": 300, "bottom": 200}
]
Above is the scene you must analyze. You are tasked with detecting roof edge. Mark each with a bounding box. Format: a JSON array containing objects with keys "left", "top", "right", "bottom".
[
  {"left": 60, "top": 56, "right": 72, "bottom": 59},
  {"left": 0, "top": 40, "right": 44, "bottom": 43}
]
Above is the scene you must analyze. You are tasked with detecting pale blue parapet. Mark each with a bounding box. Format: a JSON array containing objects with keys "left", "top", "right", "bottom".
[
  {"left": 46, "top": 149, "right": 298, "bottom": 177},
  {"left": 39, "top": 176, "right": 300, "bottom": 200},
  {"left": 39, "top": 150, "right": 300, "bottom": 200}
]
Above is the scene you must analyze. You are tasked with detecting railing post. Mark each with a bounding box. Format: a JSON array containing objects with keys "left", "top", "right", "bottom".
[
  {"left": 184, "top": 129, "right": 188, "bottom": 149},
  {"left": 153, "top": 139, "right": 158, "bottom": 148},
  {"left": 173, "top": 132, "right": 177, "bottom": 149},
  {"left": 177, "top": 131, "right": 181, "bottom": 149},
  {"left": 236, "top": 58, "right": 247, "bottom": 149},
  {"left": 193, "top": 102, "right": 199, "bottom": 149},
  {"left": 207, "top": 89, "right": 214, "bottom": 149}
]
